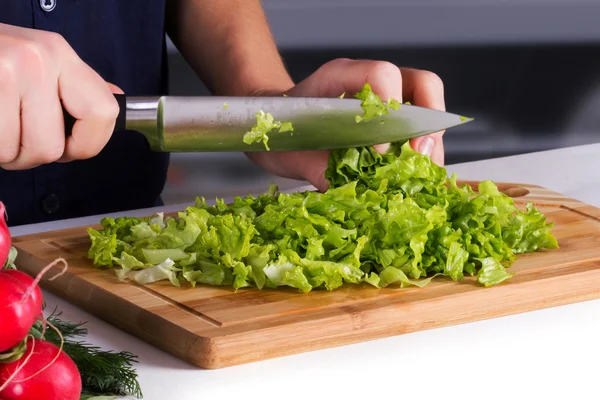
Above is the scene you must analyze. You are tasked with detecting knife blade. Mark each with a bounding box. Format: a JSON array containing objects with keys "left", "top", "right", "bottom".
[{"left": 63, "top": 94, "right": 472, "bottom": 152}]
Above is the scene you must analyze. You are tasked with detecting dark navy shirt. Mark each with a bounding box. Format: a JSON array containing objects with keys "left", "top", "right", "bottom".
[{"left": 0, "top": 0, "right": 171, "bottom": 227}]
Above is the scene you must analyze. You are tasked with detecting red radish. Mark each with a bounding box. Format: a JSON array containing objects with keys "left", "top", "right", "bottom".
[
  {"left": 0, "top": 270, "right": 43, "bottom": 353},
  {"left": 0, "top": 337, "right": 82, "bottom": 400},
  {"left": 1, "top": 270, "right": 43, "bottom": 313},
  {"left": 0, "top": 201, "right": 10, "bottom": 267},
  {"left": 0, "top": 257, "right": 67, "bottom": 353}
]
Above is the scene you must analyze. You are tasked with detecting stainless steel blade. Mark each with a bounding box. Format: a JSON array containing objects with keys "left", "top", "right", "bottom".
[{"left": 125, "top": 96, "right": 473, "bottom": 152}]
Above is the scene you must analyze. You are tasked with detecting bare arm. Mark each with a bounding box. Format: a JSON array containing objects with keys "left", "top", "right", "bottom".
[{"left": 166, "top": 0, "right": 294, "bottom": 96}]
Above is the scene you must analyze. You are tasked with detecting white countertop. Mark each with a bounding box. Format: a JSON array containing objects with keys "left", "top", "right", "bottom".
[{"left": 10, "top": 143, "right": 600, "bottom": 400}]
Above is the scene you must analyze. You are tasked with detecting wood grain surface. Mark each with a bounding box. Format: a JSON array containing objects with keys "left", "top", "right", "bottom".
[{"left": 12, "top": 182, "right": 600, "bottom": 369}]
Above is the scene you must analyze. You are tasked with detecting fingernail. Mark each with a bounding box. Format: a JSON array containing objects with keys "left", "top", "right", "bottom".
[
  {"left": 418, "top": 138, "right": 434, "bottom": 157},
  {"left": 373, "top": 143, "right": 390, "bottom": 154}
]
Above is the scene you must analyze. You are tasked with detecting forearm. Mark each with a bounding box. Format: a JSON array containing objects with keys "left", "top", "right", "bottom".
[{"left": 166, "top": 0, "right": 294, "bottom": 96}]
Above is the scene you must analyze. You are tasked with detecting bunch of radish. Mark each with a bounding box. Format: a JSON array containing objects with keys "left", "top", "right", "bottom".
[{"left": 0, "top": 201, "right": 82, "bottom": 400}]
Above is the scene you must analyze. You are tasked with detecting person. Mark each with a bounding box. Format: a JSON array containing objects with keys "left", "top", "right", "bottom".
[{"left": 0, "top": 1, "right": 445, "bottom": 227}]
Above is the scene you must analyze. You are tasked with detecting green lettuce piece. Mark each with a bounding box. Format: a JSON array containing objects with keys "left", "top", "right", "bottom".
[
  {"left": 182, "top": 259, "right": 232, "bottom": 287},
  {"left": 116, "top": 258, "right": 181, "bottom": 287},
  {"left": 142, "top": 249, "right": 189, "bottom": 264},
  {"left": 113, "top": 252, "right": 145, "bottom": 269},
  {"left": 477, "top": 257, "right": 514, "bottom": 287},
  {"left": 87, "top": 228, "right": 118, "bottom": 267},
  {"left": 445, "top": 242, "right": 469, "bottom": 281},
  {"left": 279, "top": 121, "right": 294, "bottom": 133},
  {"left": 378, "top": 267, "right": 440, "bottom": 288},
  {"left": 242, "top": 110, "right": 293, "bottom": 151},
  {"left": 87, "top": 87, "right": 558, "bottom": 292},
  {"left": 354, "top": 83, "right": 401, "bottom": 122},
  {"left": 503, "top": 203, "right": 559, "bottom": 253}
]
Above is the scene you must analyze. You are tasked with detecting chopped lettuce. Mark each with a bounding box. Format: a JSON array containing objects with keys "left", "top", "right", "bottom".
[
  {"left": 476, "top": 257, "right": 514, "bottom": 287},
  {"left": 354, "top": 83, "right": 401, "bottom": 122},
  {"left": 87, "top": 139, "right": 558, "bottom": 292},
  {"left": 116, "top": 258, "right": 181, "bottom": 287},
  {"left": 242, "top": 110, "right": 293, "bottom": 151},
  {"left": 279, "top": 121, "right": 294, "bottom": 133}
]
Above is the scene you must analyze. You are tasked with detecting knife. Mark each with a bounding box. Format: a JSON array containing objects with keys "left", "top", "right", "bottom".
[{"left": 63, "top": 94, "right": 472, "bottom": 152}]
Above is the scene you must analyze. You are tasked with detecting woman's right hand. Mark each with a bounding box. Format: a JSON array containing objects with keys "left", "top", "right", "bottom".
[{"left": 0, "top": 23, "right": 120, "bottom": 170}]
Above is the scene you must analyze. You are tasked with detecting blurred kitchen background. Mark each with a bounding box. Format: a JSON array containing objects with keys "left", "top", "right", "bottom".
[{"left": 162, "top": 0, "right": 600, "bottom": 205}]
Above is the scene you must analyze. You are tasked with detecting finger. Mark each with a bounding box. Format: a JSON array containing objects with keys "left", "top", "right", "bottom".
[
  {"left": 289, "top": 58, "right": 404, "bottom": 154},
  {"left": 400, "top": 68, "right": 446, "bottom": 166},
  {"left": 246, "top": 150, "right": 331, "bottom": 192},
  {"left": 291, "top": 58, "right": 403, "bottom": 100},
  {"left": 2, "top": 80, "right": 64, "bottom": 170},
  {"left": 0, "top": 63, "right": 21, "bottom": 165},
  {"left": 399, "top": 68, "right": 445, "bottom": 111},
  {"left": 304, "top": 153, "right": 331, "bottom": 192},
  {"left": 58, "top": 59, "right": 119, "bottom": 162},
  {"left": 414, "top": 131, "right": 445, "bottom": 166}
]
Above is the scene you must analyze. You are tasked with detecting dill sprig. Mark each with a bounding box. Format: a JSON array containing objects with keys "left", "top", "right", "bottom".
[{"left": 32, "top": 307, "right": 143, "bottom": 399}]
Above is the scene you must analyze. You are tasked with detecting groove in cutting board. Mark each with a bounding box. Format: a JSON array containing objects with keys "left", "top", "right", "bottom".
[
  {"left": 12, "top": 181, "right": 600, "bottom": 369},
  {"left": 131, "top": 283, "right": 222, "bottom": 327},
  {"left": 560, "top": 205, "right": 600, "bottom": 222}
]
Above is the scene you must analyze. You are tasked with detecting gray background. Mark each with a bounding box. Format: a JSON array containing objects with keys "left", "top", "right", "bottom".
[{"left": 161, "top": 0, "right": 600, "bottom": 204}]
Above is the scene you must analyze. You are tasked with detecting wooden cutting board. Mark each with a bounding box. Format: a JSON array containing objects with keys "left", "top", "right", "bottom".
[{"left": 12, "top": 181, "right": 600, "bottom": 369}]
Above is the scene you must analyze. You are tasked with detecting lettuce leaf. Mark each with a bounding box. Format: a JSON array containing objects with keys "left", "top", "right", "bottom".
[
  {"left": 242, "top": 110, "right": 293, "bottom": 151},
  {"left": 354, "top": 83, "right": 401, "bottom": 122}
]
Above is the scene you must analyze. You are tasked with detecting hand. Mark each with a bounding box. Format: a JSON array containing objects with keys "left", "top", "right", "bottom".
[
  {"left": 246, "top": 58, "right": 446, "bottom": 191},
  {"left": 0, "top": 24, "right": 120, "bottom": 170}
]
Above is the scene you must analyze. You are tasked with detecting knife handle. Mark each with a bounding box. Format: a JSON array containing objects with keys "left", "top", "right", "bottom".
[{"left": 63, "top": 93, "right": 127, "bottom": 136}]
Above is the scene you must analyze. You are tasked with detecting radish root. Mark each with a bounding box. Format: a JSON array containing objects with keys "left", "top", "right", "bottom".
[{"left": 20, "top": 258, "right": 68, "bottom": 305}]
